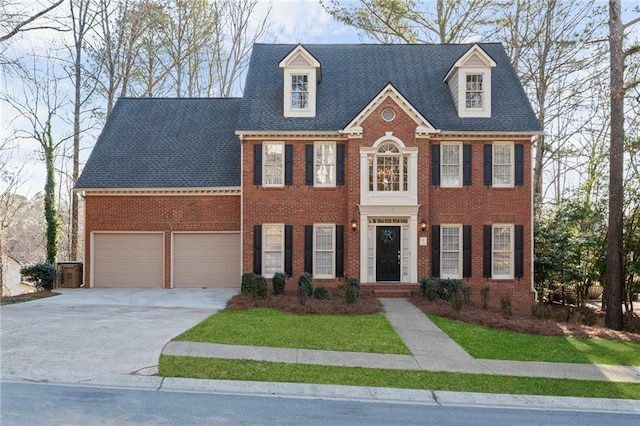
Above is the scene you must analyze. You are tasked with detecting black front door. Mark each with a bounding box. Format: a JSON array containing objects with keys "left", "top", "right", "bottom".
[{"left": 376, "top": 226, "right": 401, "bottom": 281}]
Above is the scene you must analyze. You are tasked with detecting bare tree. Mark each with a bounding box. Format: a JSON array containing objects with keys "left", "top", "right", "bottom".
[
  {"left": 605, "top": 0, "right": 640, "bottom": 330},
  {"left": 321, "top": 0, "right": 501, "bottom": 43},
  {"left": 0, "top": 0, "right": 65, "bottom": 43}
]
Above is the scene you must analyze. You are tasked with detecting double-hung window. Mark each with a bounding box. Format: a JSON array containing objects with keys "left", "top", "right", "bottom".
[
  {"left": 314, "top": 224, "right": 335, "bottom": 278},
  {"left": 441, "top": 143, "right": 462, "bottom": 187},
  {"left": 441, "top": 225, "right": 462, "bottom": 279},
  {"left": 291, "top": 74, "right": 309, "bottom": 110},
  {"left": 263, "top": 142, "right": 284, "bottom": 186},
  {"left": 493, "top": 143, "right": 513, "bottom": 187},
  {"left": 492, "top": 225, "right": 513, "bottom": 279},
  {"left": 314, "top": 143, "right": 336, "bottom": 186},
  {"left": 262, "top": 224, "right": 284, "bottom": 277},
  {"left": 465, "top": 74, "right": 484, "bottom": 109}
]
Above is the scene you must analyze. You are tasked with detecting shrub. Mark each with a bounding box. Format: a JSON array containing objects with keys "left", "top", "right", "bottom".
[
  {"left": 298, "top": 283, "right": 307, "bottom": 305},
  {"left": 532, "top": 302, "right": 551, "bottom": 320},
  {"left": 345, "top": 276, "right": 361, "bottom": 304},
  {"left": 272, "top": 272, "right": 286, "bottom": 296},
  {"left": 21, "top": 263, "right": 57, "bottom": 290},
  {"left": 313, "top": 286, "right": 332, "bottom": 300},
  {"left": 252, "top": 275, "right": 268, "bottom": 300},
  {"left": 480, "top": 286, "right": 490, "bottom": 309},
  {"left": 420, "top": 277, "right": 437, "bottom": 301},
  {"left": 241, "top": 272, "right": 257, "bottom": 295},
  {"left": 587, "top": 285, "right": 603, "bottom": 300},
  {"left": 462, "top": 286, "right": 472, "bottom": 306},
  {"left": 298, "top": 272, "right": 314, "bottom": 296},
  {"left": 450, "top": 288, "right": 464, "bottom": 310},
  {"left": 500, "top": 296, "right": 513, "bottom": 318}
]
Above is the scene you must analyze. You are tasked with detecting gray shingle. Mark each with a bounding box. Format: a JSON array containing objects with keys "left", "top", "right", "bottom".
[
  {"left": 236, "top": 43, "right": 541, "bottom": 133},
  {"left": 76, "top": 98, "right": 241, "bottom": 189}
]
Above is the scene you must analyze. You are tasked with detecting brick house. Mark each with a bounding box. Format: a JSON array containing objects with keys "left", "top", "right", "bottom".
[{"left": 76, "top": 43, "right": 542, "bottom": 312}]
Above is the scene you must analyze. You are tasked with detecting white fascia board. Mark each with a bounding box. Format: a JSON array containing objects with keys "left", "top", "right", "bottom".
[{"left": 443, "top": 44, "right": 497, "bottom": 82}]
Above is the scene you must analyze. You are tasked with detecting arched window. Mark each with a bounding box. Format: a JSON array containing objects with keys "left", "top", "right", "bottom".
[{"left": 368, "top": 142, "right": 408, "bottom": 192}]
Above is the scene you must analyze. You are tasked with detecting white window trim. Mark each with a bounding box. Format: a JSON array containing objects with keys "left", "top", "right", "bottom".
[
  {"left": 440, "top": 224, "right": 462, "bottom": 279},
  {"left": 283, "top": 68, "right": 316, "bottom": 118},
  {"left": 314, "top": 142, "right": 336, "bottom": 187},
  {"left": 492, "top": 224, "right": 514, "bottom": 280},
  {"left": 441, "top": 142, "right": 463, "bottom": 188},
  {"left": 262, "top": 223, "right": 284, "bottom": 279},
  {"left": 313, "top": 223, "right": 335, "bottom": 279},
  {"left": 262, "top": 142, "right": 284, "bottom": 188},
  {"left": 492, "top": 142, "right": 514, "bottom": 188},
  {"left": 457, "top": 69, "right": 491, "bottom": 118}
]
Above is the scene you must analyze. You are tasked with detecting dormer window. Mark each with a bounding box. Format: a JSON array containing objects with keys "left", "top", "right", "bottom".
[
  {"left": 291, "top": 74, "right": 309, "bottom": 110},
  {"left": 465, "top": 74, "right": 484, "bottom": 109},
  {"left": 279, "top": 45, "right": 321, "bottom": 118},
  {"left": 444, "top": 44, "right": 496, "bottom": 118}
]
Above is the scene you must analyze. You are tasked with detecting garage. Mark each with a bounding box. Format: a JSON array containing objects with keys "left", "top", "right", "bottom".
[
  {"left": 172, "top": 233, "right": 241, "bottom": 288},
  {"left": 93, "top": 233, "right": 164, "bottom": 288}
]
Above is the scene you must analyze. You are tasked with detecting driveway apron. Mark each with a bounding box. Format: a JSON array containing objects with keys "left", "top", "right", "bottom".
[{"left": 0, "top": 288, "right": 237, "bottom": 378}]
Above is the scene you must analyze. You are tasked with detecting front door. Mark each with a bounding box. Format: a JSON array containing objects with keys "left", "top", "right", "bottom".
[{"left": 376, "top": 226, "right": 401, "bottom": 281}]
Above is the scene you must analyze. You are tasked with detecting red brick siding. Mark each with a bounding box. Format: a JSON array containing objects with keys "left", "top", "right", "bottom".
[
  {"left": 84, "top": 195, "right": 240, "bottom": 288},
  {"left": 242, "top": 97, "right": 534, "bottom": 312}
]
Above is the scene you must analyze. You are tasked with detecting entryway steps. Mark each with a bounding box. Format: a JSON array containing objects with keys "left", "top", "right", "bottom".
[{"left": 363, "top": 283, "right": 419, "bottom": 298}]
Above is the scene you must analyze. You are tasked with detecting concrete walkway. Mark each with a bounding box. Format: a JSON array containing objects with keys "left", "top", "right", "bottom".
[{"left": 163, "top": 298, "right": 640, "bottom": 383}]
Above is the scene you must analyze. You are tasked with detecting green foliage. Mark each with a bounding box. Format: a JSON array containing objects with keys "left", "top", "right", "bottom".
[
  {"left": 345, "top": 276, "right": 361, "bottom": 304},
  {"left": 532, "top": 302, "right": 551, "bottom": 320},
  {"left": 272, "top": 272, "right": 286, "bottom": 296},
  {"left": 41, "top": 123, "right": 60, "bottom": 265},
  {"left": 252, "top": 275, "right": 268, "bottom": 300},
  {"left": 313, "top": 286, "right": 332, "bottom": 300},
  {"left": 297, "top": 272, "right": 314, "bottom": 305},
  {"left": 420, "top": 277, "right": 437, "bottom": 301},
  {"left": 480, "top": 286, "right": 490, "bottom": 309},
  {"left": 500, "top": 296, "right": 513, "bottom": 318},
  {"left": 21, "top": 263, "right": 57, "bottom": 290},
  {"left": 241, "top": 272, "right": 256, "bottom": 295}
]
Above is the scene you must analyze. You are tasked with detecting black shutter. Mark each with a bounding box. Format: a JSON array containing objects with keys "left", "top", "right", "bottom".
[
  {"left": 253, "top": 145, "right": 262, "bottom": 185},
  {"left": 432, "top": 144, "right": 440, "bottom": 186},
  {"left": 305, "top": 145, "right": 314, "bottom": 185},
  {"left": 284, "top": 225, "right": 293, "bottom": 277},
  {"left": 285, "top": 144, "right": 293, "bottom": 185},
  {"left": 514, "top": 225, "right": 524, "bottom": 278},
  {"left": 304, "top": 225, "right": 313, "bottom": 274},
  {"left": 335, "top": 225, "right": 344, "bottom": 277},
  {"left": 463, "top": 144, "right": 472, "bottom": 186},
  {"left": 463, "top": 225, "right": 472, "bottom": 278},
  {"left": 336, "top": 145, "right": 345, "bottom": 185},
  {"left": 431, "top": 225, "right": 440, "bottom": 277},
  {"left": 483, "top": 225, "right": 492, "bottom": 278},
  {"left": 483, "top": 144, "right": 492, "bottom": 186},
  {"left": 253, "top": 225, "right": 262, "bottom": 274},
  {"left": 515, "top": 144, "right": 524, "bottom": 186}
]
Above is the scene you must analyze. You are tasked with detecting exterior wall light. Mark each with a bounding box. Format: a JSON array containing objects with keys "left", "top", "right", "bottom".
[
  {"left": 351, "top": 219, "right": 358, "bottom": 231},
  {"left": 420, "top": 219, "right": 427, "bottom": 232}
]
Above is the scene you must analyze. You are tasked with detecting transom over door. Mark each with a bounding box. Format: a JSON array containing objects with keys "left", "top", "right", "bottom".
[{"left": 376, "top": 226, "right": 401, "bottom": 281}]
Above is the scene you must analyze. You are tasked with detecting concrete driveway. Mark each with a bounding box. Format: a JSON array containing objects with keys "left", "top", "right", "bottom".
[{"left": 0, "top": 288, "right": 237, "bottom": 379}]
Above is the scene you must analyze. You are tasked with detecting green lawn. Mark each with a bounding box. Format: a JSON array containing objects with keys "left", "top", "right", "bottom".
[
  {"left": 429, "top": 315, "right": 640, "bottom": 366},
  {"left": 175, "top": 308, "right": 410, "bottom": 355},
  {"left": 159, "top": 356, "right": 640, "bottom": 400}
]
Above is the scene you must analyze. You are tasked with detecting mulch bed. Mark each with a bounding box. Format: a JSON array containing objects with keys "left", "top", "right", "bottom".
[
  {"left": 225, "top": 286, "right": 640, "bottom": 343},
  {"left": 0, "top": 290, "right": 56, "bottom": 305}
]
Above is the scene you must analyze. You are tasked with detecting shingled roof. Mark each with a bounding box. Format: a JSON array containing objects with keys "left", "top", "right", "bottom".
[
  {"left": 76, "top": 97, "right": 241, "bottom": 189},
  {"left": 236, "top": 43, "right": 541, "bottom": 133}
]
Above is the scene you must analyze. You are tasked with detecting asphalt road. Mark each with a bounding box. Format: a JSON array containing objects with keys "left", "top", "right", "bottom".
[{"left": 2, "top": 381, "right": 637, "bottom": 426}]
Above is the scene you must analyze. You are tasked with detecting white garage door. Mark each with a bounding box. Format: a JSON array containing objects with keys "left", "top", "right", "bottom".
[
  {"left": 93, "top": 233, "right": 164, "bottom": 288},
  {"left": 173, "top": 233, "right": 240, "bottom": 288}
]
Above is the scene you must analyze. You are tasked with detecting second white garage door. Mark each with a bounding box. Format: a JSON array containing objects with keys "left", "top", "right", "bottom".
[
  {"left": 93, "top": 233, "right": 164, "bottom": 288},
  {"left": 172, "top": 233, "right": 241, "bottom": 288}
]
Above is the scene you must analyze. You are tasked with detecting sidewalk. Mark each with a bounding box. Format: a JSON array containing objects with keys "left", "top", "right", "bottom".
[{"left": 163, "top": 298, "right": 640, "bottom": 383}]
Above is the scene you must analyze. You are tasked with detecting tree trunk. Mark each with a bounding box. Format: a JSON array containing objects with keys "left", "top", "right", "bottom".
[{"left": 605, "top": 0, "right": 624, "bottom": 330}]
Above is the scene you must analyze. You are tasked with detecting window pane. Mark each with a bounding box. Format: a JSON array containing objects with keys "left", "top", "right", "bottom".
[
  {"left": 442, "top": 227, "right": 460, "bottom": 250},
  {"left": 291, "top": 75, "right": 308, "bottom": 109},
  {"left": 465, "top": 74, "right": 484, "bottom": 109},
  {"left": 442, "top": 253, "right": 460, "bottom": 276},
  {"left": 441, "top": 226, "right": 460, "bottom": 277},
  {"left": 493, "top": 145, "right": 512, "bottom": 185},
  {"left": 493, "top": 226, "right": 512, "bottom": 277},
  {"left": 263, "top": 225, "right": 283, "bottom": 276},
  {"left": 264, "top": 143, "right": 283, "bottom": 185},
  {"left": 442, "top": 144, "right": 461, "bottom": 186},
  {"left": 314, "top": 225, "right": 334, "bottom": 277},
  {"left": 315, "top": 144, "right": 335, "bottom": 185},
  {"left": 376, "top": 156, "right": 400, "bottom": 191}
]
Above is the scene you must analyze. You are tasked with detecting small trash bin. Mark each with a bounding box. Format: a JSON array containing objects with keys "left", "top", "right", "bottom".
[{"left": 57, "top": 262, "right": 83, "bottom": 288}]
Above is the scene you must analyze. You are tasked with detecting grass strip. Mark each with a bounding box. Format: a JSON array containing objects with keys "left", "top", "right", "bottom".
[
  {"left": 175, "top": 308, "right": 409, "bottom": 355},
  {"left": 429, "top": 315, "right": 640, "bottom": 366},
  {"left": 159, "top": 356, "right": 640, "bottom": 400}
]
